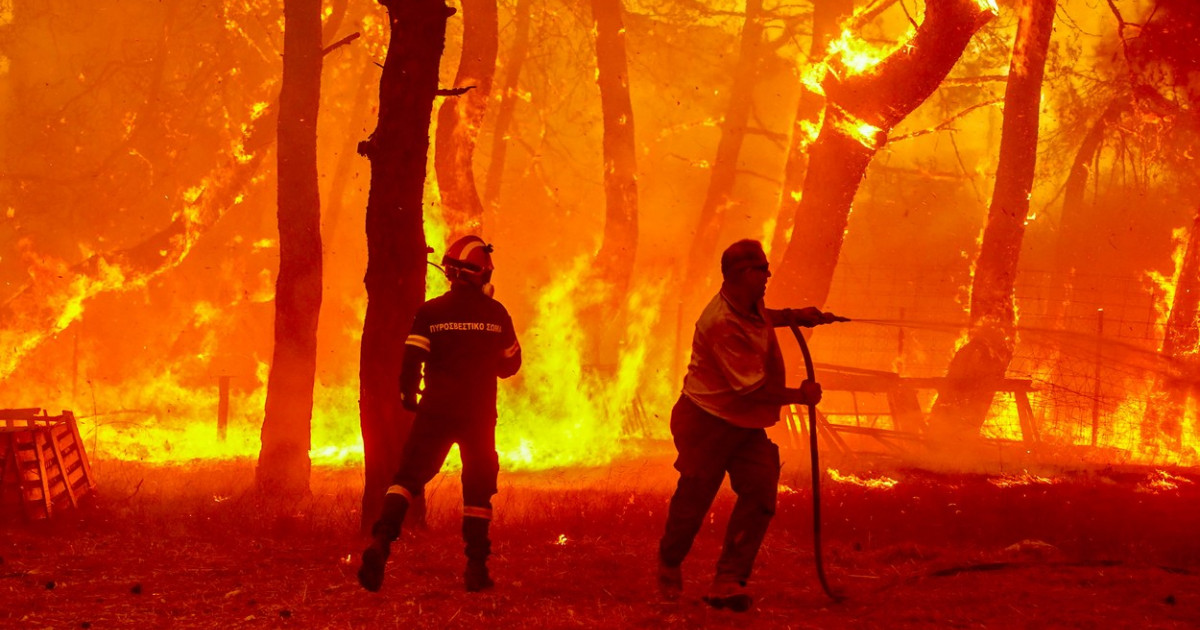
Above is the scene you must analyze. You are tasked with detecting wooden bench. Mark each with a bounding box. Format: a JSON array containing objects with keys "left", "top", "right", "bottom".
[{"left": 780, "top": 365, "right": 1038, "bottom": 456}]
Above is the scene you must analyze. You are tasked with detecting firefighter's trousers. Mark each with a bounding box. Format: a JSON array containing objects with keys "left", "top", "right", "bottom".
[
  {"left": 658, "top": 395, "right": 781, "bottom": 585},
  {"left": 373, "top": 410, "right": 498, "bottom": 563}
]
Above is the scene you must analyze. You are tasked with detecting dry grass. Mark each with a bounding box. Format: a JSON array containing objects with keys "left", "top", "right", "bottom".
[{"left": 4, "top": 455, "right": 1200, "bottom": 628}]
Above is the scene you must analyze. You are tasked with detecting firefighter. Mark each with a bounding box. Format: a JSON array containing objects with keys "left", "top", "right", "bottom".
[
  {"left": 358, "top": 235, "right": 522, "bottom": 593},
  {"left": 657, "top": 238, "right": 840, "bottom": 612}
]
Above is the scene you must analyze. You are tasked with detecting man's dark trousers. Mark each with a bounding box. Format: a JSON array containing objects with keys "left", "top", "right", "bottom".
[{"left": 659, "top": 395, "right": 781, "bottom": 584}]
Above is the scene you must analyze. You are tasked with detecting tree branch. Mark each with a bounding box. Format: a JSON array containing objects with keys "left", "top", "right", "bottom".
[
  {"left": 436, "top": 85, "right": 477, "bottom": 96},
  {"left": 889, "top": 98, "right": 1002, "bottom": 143},
  {"left": 322, "top": 31, "right": 361, "bottom": 56}
]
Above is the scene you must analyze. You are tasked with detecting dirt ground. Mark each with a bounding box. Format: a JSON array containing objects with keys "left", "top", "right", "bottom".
[{"left": 4, "top": 452, "right": 1200, "bottom": 629}]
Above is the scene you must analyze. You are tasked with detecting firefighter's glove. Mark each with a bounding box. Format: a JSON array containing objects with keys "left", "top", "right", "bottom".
[
  {"left": 787, "top": 307, "right": 849, "bottom": 327},
  {"left": 401, "top": 391, "right": 420, "bottom": 412},
  {"left": 795, "top": 379, "right": 822, "bottom": 406}
]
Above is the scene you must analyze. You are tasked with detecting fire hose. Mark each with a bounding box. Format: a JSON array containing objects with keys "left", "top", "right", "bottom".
[{"left": 786, "top": 316, "right": 849, "bottom": 603}]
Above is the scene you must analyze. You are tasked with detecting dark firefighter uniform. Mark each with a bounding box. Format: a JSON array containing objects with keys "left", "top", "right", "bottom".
[
  {"left": 358, "top": 234, "right": 522, "bottom": 594},
  {"left": 389, "top": 284, "right": 522, "bottom": 525}
]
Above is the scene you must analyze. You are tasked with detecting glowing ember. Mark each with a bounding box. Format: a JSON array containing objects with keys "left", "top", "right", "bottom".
[
  {"left": 1139, "top": 469, "right": 1195, "bottom": 493},
  {"left": 827, "top": 469, "right": 899, "bottom": 490},
  {"left": 829, "top": 109, "right": 883, "bottom": 150},
  {"left": 825, "top": 27, "right": 912, "bottom": 79},
  {"left": 989, "top": 471, "right": 1057, "bottom": 488}
]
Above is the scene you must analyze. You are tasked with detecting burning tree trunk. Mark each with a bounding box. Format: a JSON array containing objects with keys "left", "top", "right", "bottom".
[
  {"left": 590, "top": 0, "right": 639, "bottom": 305},
  {"left": 928, "top": 0, "right": 1055, "bottom": 442},
  {"left": 768, "top": 0, "right": 995, "bottom": 308},
  {"left": 258, "top": 0, "right": 324, "bottom": 498},
  {"left": 482, "top": 0, "right": 533, "bottom": 211},
  {"left": 358, "top": 0, "right": 452, "bottom": 531},
  {"left": 434, "top": 0, "right": 498, "bottom": 236},
  {"left": 768, "top": 0, "right": 853, "bottom": 265},
  {"left": 1143, "top": 206, "right": 1200, "bottom": 450}
]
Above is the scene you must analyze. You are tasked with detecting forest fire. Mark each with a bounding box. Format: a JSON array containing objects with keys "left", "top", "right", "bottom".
[{"left": 4, "top": 0, "right": 1200, "bottom": 626}]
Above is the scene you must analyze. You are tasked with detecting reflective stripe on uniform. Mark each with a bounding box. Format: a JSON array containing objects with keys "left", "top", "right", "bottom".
[
  {"left": 386, "top": 485, "right": 414, "bottom": 502},
  {"left": 405, "top": 334, "right": 431, "bottom": 351},
  {"left": 502, "top": 341, "right": 520, "bottom": 358},
  {"left": 463, "top": 505, "right": 493, "bottom": 520}
]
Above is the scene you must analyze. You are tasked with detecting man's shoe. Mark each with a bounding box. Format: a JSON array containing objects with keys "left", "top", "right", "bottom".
[
  {"left": 464, "top": 560, "right": 494, "bottom": 592},
  {"left": 657, "top": 562, "right": 682, "bottom": 601},
  {"left": 702, "top": 580, "right": 753, "bottom": 613},
  {"left": 357, "top": 540, "right": 390, "bottom": 592}
]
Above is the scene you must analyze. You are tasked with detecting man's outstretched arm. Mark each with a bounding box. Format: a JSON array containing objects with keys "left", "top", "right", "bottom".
[{"left": 766, "top": 307, "right": 849, "bottom": 328}]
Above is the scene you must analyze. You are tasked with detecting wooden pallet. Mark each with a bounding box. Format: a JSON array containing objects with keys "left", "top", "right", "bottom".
[{"left": 1, "top": 408, "right": 96, "bottom": 520}]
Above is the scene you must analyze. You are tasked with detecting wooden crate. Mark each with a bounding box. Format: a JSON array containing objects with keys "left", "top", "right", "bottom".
[{"left": 1, "top": 408, "right": 96, "bottom": 520}]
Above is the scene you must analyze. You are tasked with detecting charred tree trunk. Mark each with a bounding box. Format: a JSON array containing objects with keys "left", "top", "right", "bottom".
[
  {"left": 358, "top": 0, "right": 451, "bottom": 532},
  {"left": 680, "top": 0, "right": 764, "bottom": 315},
  {"left": 929, "top": 0, "right": 1056, "bottom": 442},
  {"left": 1055, "top": 98, "right": 1128, "bottom": 277},
  {"left": 1053, "top": 84, "right": 1171, "bottom": 318},
  {"left": 434, "top": 0, "right": 498, "bottom": 236},
  {"left": 768, "top": 0, "right": 853, "bottom": 265},
  {"left": 1143, "top": 206, "right": 1200, "bottom": 451},
  {"left": 258, "top": 0, "right": 324, "bottom": 499},
  {"left": 768, "top": 0, "right": 995, "bottom": 308},
  {"left": 483, "top": 0, "right": 533, "bottom": 211},
  {"left": 590, "top": 0, "right": 639, "bottom": 304}
]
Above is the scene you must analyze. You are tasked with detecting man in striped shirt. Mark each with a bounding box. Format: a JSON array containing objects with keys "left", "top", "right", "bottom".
[{"left": 359, "top": 236, "right": 522, "bottom": 593}]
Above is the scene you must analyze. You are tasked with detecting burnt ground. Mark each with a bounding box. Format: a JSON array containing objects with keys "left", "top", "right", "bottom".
[{"left": 3, "top": 452, "right": 1200, "bottom": 629}]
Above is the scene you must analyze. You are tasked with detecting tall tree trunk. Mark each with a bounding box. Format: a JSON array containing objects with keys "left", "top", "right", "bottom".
[
  {"left": 928, "top": 0, "right": 1056, "bottom": 441},
  {"left": 358, "top": 0, "right": 451, "bottom": 532},
  {"left": 258, "top": 0, "right": 323, "bottom": 498},
  {"left": 434, "top": 0, "right": 498, "bottom": 236},
  {"left": 590, "top": 0, "right": 639, "bottom": 303},
  {"left": 1053, "top": 85, "right": 1171, "bottom": 327},
  {"left": 768, "top": 0, "right": 853, "bottom": 264},
  {"left": 680, "top": 0, "right": 764, "bottom": 316},
  {"left": 768, "top": 0, "right": 995, "bottom": 308},
  {"left": 483, "top": 0, "right": 533, "bottom": 211}
]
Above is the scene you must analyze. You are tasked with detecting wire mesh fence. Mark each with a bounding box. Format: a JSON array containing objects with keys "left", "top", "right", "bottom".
[{"left": 802, "top": 263, "right": 1197, "bottom": 468}]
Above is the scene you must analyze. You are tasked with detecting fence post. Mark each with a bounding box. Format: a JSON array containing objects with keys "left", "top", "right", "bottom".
[
  {"left": 218, "top": 375, "right": 231, "bottom": 442},
  {"left": 1091, "top": 308, "right": 1104, "bottom": 447}
]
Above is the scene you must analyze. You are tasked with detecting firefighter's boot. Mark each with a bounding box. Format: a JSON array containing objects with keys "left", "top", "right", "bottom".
[
  {"left": 462, "top": 514, "right": 494, "bottom": 592},
  {"left": 358, "top": 490, "right": 410, "bottom": 592}
]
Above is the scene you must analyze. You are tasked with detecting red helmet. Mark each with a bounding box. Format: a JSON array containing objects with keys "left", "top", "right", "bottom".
[{"left": 442, "top": 235, "right": 494, "bottom": 287}]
